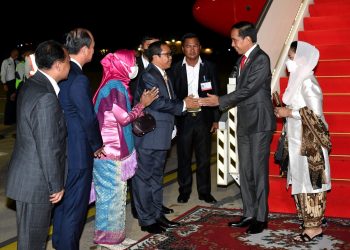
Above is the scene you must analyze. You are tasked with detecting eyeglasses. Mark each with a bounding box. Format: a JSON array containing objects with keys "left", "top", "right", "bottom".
[{"left": 159, "top": 52, "right": 173, "bottom": 58}]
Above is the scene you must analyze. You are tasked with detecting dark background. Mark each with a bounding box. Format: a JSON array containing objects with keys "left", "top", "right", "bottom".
[{"left": 3, "top": 0, "right": 237, "bottom": 93}]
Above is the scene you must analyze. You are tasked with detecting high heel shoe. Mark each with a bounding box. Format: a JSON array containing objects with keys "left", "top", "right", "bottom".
[{"left": 293, "top": 232, "right": 323, "bottom": 242}]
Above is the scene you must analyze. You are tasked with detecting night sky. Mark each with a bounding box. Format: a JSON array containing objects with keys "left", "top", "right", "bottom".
[
  {"left": 4, "top": 0, "right": 229, "bottom": 57},
  {"left": 3, "top": 0, "right": 235, "bottom": 90}
]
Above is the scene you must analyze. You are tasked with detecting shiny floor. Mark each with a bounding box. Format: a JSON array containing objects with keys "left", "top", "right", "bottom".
[{"left": 0, "top": 124, "right": 243, "bottom": 250}]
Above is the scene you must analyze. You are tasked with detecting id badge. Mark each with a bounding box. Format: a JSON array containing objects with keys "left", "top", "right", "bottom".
[{"left": 200, "top": 81, "right": 212, "bottom": 91}]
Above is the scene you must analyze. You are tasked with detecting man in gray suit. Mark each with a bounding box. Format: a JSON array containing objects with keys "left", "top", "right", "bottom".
[
  {"left": 6, "top": 40, "right": 70, "bottom": 250},
  {"left": 199, "top": 21, "right": 276, "bottom": 234},
  {"left": 132, "top": 41, "right": 199, "bottom": 234}
]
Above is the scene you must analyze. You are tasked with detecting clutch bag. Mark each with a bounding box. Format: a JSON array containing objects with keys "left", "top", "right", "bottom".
[{"left": 132, "top": 113, "right": 156, "bottom": 137}]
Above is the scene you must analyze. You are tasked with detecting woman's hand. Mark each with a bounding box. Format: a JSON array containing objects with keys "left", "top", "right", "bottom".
[
  {"left": 140, "top": 87, "right": 159, "bottom": 107},
  {"left": 274, "top": 107, "right": 292, "bottom": 118}
]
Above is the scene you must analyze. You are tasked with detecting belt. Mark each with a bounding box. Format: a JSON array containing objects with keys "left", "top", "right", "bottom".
[{"left": 187, "top": 111, "right": 201, "bottom": 117}]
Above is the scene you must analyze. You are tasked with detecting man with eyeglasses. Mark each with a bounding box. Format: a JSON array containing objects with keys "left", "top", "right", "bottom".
[
  {"left": 132, "top": 41, "right": 199, "bottom": 234},
  {"left": 172, "top": 33, "right": 220, "bottom": 205}
]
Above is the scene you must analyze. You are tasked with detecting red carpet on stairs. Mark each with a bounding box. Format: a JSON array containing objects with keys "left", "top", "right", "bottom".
[{"left": 269, "top": 0, "right": 350, "bottom": 218}]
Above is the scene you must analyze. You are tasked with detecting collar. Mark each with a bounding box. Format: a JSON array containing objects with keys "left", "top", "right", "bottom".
[
  {"left": 182, "top": 56, "right": 202, "bottom": 67},
  {"left": 153, "top": 64, "right": 166, "bottom": 78},
  {"left": 244, "top": 44, "right": 257, "bottom": 58},
  {"left": 38, "top": 69, "right": 60, "bottom": 96},
  {"left": 141, "top": 55, "right": 149, "bottom": 68},
  {"left": 71, "top": 58, "right": 82, "bottom": 70}
]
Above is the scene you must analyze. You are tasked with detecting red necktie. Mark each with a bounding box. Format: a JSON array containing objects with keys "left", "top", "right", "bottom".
[{"left": 240, "top": 55, "right": 247, "bottom": 70}]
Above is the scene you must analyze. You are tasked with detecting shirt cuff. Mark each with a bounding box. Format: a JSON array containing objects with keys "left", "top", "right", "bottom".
[
  {"left": 291, "top": 109, "right": 301, "bottom": 120},
  {"left": 182, "top": 100, "right": 187, "bottom": 112}
]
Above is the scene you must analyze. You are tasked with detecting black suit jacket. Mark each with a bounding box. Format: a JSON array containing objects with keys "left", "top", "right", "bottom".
[
  {"left": 172, "top": 58, "right": 220, "bottom": 125},
  {"left": 219, "top": 45, "right": 276, "bottom": 135},
  {"left": 134, "top": 63, "right": 184, "bottom": 150},
  {"left": 129, "top": 55, "right": 146, "bottom": 101},
  {"left": 6, "top": 71, "right": 67, "bottom": 203}
]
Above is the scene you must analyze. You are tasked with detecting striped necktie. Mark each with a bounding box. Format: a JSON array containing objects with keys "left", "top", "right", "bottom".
[{"left": 163, "top": 72, "right": 173, "bottom": 99}]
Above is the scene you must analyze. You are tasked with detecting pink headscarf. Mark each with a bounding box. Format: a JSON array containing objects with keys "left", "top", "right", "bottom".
[{"left": 93, "top": 49, "right": 136, "bottom": 103}]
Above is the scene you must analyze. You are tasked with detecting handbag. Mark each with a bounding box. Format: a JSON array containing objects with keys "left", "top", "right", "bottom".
[
  {"left": 132, "top": 113, "right": 156, "bottom": 137},
  {"left": 272, "top": 91, "right": 289, "bottom": 175},
  {"left": 274, "top": 127, "right": 289, "bottom": 174}
]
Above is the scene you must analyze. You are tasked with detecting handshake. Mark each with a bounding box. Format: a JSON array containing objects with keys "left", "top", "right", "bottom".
[{"left": 184, "top": 94, "right": 220, "bottom": 109}]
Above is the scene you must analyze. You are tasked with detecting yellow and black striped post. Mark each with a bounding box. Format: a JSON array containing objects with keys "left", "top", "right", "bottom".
[{"left": 216, "top": 77, "right": 240, "bottom": 186}]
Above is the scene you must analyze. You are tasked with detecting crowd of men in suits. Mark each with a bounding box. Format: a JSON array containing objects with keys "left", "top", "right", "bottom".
[{"left": 5, "top": 20, "right": 275, "bottom": 249}]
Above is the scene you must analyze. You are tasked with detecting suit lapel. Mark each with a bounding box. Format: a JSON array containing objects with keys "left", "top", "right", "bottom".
[
  {"left": 237, "top": 45, "right": 261, "bottom": 82},
  {"left": 149, "top": 64, "right": 171, "bottom": 99},
  {"left": 180, "top": 64, "right": 188, "bottom": 97}
]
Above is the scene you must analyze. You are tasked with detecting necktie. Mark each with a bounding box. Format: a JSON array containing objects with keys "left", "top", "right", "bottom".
[
  {"left": 240, "top": 55, "right": 247, "bottom": 71},
  {"left": 163, "top": 72, "right": 173, "bottom": 99}
]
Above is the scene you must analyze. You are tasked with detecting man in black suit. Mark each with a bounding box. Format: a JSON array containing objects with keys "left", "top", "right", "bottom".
[
  {"left": 172, "top": 33, "right": 220, "bottom": 204},
  {"left": 130, "top": 35, "right": 160, "bottom": 100},
  {"left": 132, "top": 41, "right": 199, "bottom": 234},
  {"left": 129, "top": 35, "right": 174, "bottom": 217},
  {"left": 199, "top": 22, "right": 276, "bottom": 234},
  {"left": 6, "top": 40, "right": 69, "bottom": 250}
]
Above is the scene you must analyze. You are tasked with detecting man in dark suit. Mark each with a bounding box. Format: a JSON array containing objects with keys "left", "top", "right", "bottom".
[
  {"left": 129, "top": 34, "right": 174, "bottom": 217},
  {"left": 52, "top": 28, "right": 104, "bottom": 250},
  {"left": 6, "top": 40, "right": 69, "bottom": 250},
  {"left": 172, "top": 33, "right": 220, "bottom": 204},
  {"left": 130, "top": 35, "right": 160, "bottom": 100},
  {"left": 129, "top": 35, "right": 173, "bottom": 217},
  {"left": 199, "top": 21, "right": 276, "bottom": 234},
  {"left": 132, "top": 41, "right": 199, "bottom": 234}
]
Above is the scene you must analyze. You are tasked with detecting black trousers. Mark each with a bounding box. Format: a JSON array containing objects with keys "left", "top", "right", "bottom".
[
  {"left": 132, "top": 148, "right": 167, "bottom": 226},
  {"left": 238, "top": 131, "right": 273, "bottom": 222},
  {"left": 52, "top": 168, "right": 92, "bottom": 250},
  {"left": 4, "top": 80, "right": 17, "bottom": 125},
  {"left": 176, "top": 112, "right": 212, "bottom": 197}
]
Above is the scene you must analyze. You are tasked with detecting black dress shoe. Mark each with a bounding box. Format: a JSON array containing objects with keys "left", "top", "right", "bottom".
[
  {"left": 177, "top": 194, "right": 189, "bottom": 203},
  {"left": 156, "top": 215, "right": 180, "bottom": 229},
  {"left": 141, "top": 223, "right": 166, "bottom": 234},
  {"left": 162, "top": 205, "right": 174, "bottom": 214},
  {"left": 228, "top": 216, "right": 254, "bottom": 228},
  {"left": 198, "top": 194, "right": 217, "bottom": 204},
  {"left": 246, "top": 220, "right": 267, "bottom": 234}
]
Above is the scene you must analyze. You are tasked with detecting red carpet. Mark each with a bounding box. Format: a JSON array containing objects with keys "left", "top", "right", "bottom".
[
  {"left": 270, "top": 0, "right": 350, "bottom": 219},
  {"left": 127, "top": 206, "right": 350, "bottom": 249}
]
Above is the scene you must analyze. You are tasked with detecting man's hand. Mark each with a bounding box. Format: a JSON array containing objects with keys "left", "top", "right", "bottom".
[
  {"left": 50, "top": 189, "right": 64, "bottom": 204},
  {"left": 94, "top": 146, "right": 106, "bottom": 158},
  {"left": 3, "top": 84, "right": 8, "bottom": 92},
  {"left": 184, "top": 95, "right": 200, "bottom": 109},
  {"left": 10, "top": 93, "right": 16, "bottom": 101},
  {"left": 210, "top": 122, "right": 218, "bottom": 133},
  {"left": 199, "top": 94, "right": 219, "bottom": 107}
]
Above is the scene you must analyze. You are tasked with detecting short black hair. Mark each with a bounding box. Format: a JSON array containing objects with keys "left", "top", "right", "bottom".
[
  {"left": 145, "top": 41, "right": 167, "bottom": 62},
  {"left": 232, "top": 21, "right": 257, "bottom": 43},
  {"left": 35, "top": 40, "right": 67, "bottom": 70},
  {"left": 65, "top": 28, "right": 93, "bottom": 54},
  {"left": 181, "top": 33, "right": 200, "bottom": 44},
  {"left": 290, "top": 41, "right": 298, "bottom": 53},
  {"left": 141, "top": 34, "right": 160, "bottom": 44}
]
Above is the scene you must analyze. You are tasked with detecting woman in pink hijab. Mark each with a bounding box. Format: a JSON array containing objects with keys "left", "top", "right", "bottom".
[{"left": 93, "top": 49, "right": 158, "bottom": 249}]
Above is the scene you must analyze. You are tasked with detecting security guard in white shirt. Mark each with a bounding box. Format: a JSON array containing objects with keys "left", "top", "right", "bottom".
[{"left": 1, "top": 48, "right": 19, "bottom": 125}]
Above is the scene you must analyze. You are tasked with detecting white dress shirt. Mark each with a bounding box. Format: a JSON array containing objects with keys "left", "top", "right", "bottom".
[{"left": 1, "top": 57, "right": 16, "bottom": 84}]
